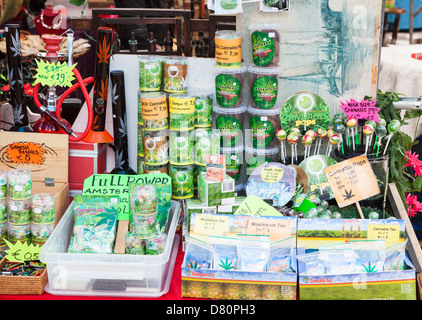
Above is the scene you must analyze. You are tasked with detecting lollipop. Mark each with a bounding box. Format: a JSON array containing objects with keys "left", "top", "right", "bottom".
[
  {"left": 289, "top": 127, "right": 301, "bottom": 136},
  {"left": 302, "top": 134, "right": 313, "bottom": 159},
  {"left": 325, "top": 134, "right": 339, "bottom": 156},
  {"left": 314, "top": 127, "right": 327, "bottom": 155},
  {"left": 276, "top": 128, "right": 287, "bottom": 163},
  {"left": 373, "top": 124, "right": 387, "bottom": 157},
  {"left": 362, "top": 124, "right": 374, "bottom": 156},
  {"left": 383, "top": 119, "right": 401, "bottom": 156},
  {"left": 365, "top": 120, "right": 377, "bottom": 147},
  {"left": 287, "top": 133, "right": 299, "bottom": 164},
  {"left": 334, "top": 123, "right": 346, "bottom": 154},
  {"left": 345, "top": 116, "right": 357, "bottom": 151}
]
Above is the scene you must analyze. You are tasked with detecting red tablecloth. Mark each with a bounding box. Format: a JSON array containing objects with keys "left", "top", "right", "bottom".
[{"left": 0, "top": 232, "right": 200, "bottom": 300}]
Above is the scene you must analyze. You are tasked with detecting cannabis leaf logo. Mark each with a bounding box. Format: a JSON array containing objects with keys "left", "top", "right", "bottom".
[
  {"left": 343, "top": 189, "right": 355, "bottom": 201},
  {"left": 13, "top": 104, "right": 24, "bottom": 124},
  {"left": 111, "top": 83, "right": 119, "bottom": 105},
  {"left": 115, "top": 150, "right": 125, "bottom": 169},
  {"left": 218, "top": 258, "right": 235, "bottom": 270},
  {"left": 118, "top": 116, "right": 127, "bottom": 138},
  {"left": 361, "top": 262, "right": 378, "bottom": 273},
  {"left": 10, "top": 30, "right": 21, "bottom": 57},
  {"left": 97, "top": 37, "right": 111, "bottom": 64}
]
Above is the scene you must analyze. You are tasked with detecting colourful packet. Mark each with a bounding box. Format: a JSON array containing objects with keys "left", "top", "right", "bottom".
[
  {"left": 184, "top": 235, "right": 214, "bottom": 269},
  {"left": 350, "top": 240, "right": 386, "bottom": 273},
  {"left": 236, "top": 236, "right": 270, "bottom": 272},
  {"left": 297, "top": 252, "right": 326, "bottom": 275},
  {"left": 213, "top": 245, "right": 238, "bottom": 271},
  {"left": 384, "top": 240, "right": 407, "bottom": 271},
  {"left": 269, "top": 236, "right": 295, "bottom": 273}
]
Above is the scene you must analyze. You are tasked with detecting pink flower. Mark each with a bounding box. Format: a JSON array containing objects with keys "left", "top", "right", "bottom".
[
  {"left": 405, "top": 151, "right": 422, "bottom": 177},
  {"left": 406, "top": 193, "right": 422, "bottom": 218}
]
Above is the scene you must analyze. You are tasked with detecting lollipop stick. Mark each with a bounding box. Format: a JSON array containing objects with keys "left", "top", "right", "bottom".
[
  {"left": 291, "top": 145, "right": 294, "bottom": 164},
  {"left": 372, "top": 136, "right": 378, "bottom": 151},
  {"left": 383, "top": 134, "right": 392, "bottom": 156},
  {"left": 376, "top": 143, "right": 381, "bottom": 158},
  {"left": 295, "top": 144, "right": 298, "bottom": 161},
  {"left": 365, "top": 136, "right": 369, "bottom": 155}
]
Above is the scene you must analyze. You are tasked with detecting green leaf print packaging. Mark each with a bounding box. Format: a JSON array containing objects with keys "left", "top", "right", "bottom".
[
  {"left": 143, "top": 130, "right": 169, "bottom": 165},
  {"left": 169, "top": 164, "right": 194, "bottom": 199},
  {"left": 245, "top": 144, "right": 279, "bottom": 175},
  {"left": 8, "top": 222, "right": 31, "bottom": 244},
  {"left": 215, "top": 65, "right": 246, "bottom": 108},
  {"left": 163, "top": 57, "right": 188, "bottom": 93},
  {"left": 214, "top": 0, "right": 243, "bottom": 15},
  {"left": 139, "top": 56, "right": 163, "bottom": 92},
  {"left": 246, "top": 106, "right": 281, "bottom": 149},
  {"left": 0, "top": 220, "right": 7, "bottom": 250},
  {"left": 8, "top": 198, "right": 31, "bottom": 224},
  {"left": 31, "top": 193, "right": 55, "bottom": 224},
  {"left": 169, "top": 93, "right": 195, "bottom": 131},
  {"left": 140, "top": 92, "right": 169, "bottom": 131},
  {"left": 169, "top": 130, "right": 195, "bottom": 165},
  {"left": 213, "top": 244, "right": 238, "bottom": 270},
  {"left": 145, "top": 232, "right": 167, "bottom": 255},
  {"left": 68, "top": 195, "right": 119, "bottom": 254},
  {"left": 8, "top": 169, "right": 32, "bottom": 200},
  {"left": 0, "top": 170, "right": 6, "bottom": 199},
  {"left": 221, "top": 145, "right": 244, "bottom": 184},
  {"left": 248, "top": 65, "right": 281, "bottom": 109},
  {"left": 194, "top": 129, "right": 221, "bottom": 166},
  {"left": 131, "top": 185, "right": 158, "bottom": 236},
  {"left": 349, "top": 240, "right": 386, "bottom": 273},
  {"left": 138, "top": 125, "right": 144, "bottom": 158},
  {"left": 249, "top": 23, "right": 282, "bottom": 67},
  {"left": 138, "top": 91, "right": 144, "bottom": 126},
  {"left": 194, "top": 93, "right": 213, "bottom": 128},
  {"left": 144, "top": 163, "right": 168, "bottom": 174},
  {"left": 31, "top": 222, "right": 54, "bottom": 246},
  {"left": 137, "top": 156, "right": 145, "bottom": 174},
  {"left": 125, "top": 231, "right": 146, "bottom": 255},
  {"left": 0, "top": 198, "right": 6, "bottom": 222},
  {"left": 214, "top": 105, "right": 247, "bottom": 148},
  {"left": 197, "top": 173, "right": 235, "bottom": 206}
]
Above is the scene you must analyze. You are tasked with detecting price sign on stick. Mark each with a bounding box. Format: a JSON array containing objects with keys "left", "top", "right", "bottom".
[
  {"left": 34, "top": 60, "right": 76, "bottom": 88},
  {"left": 324, "top": 155, "right": 380, "bottom": 212}
]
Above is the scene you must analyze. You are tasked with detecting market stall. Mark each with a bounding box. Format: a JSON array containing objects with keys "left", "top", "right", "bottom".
[{"left": 0, "top": 0, "right": 421, "bottom": 301}]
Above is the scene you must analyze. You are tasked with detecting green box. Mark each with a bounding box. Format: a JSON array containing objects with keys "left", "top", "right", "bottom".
[{"left": 197, "top": 173, "right": 235, "bottom": 206}]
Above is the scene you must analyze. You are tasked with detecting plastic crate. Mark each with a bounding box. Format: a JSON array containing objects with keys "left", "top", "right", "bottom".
[{"left": 39, "top": 201, "right": 181, "bottom": 297}]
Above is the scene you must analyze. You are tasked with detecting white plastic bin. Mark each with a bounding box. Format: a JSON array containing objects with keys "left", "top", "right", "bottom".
[{"left": 40, "top": 201, "right": 181, "bottom": 297}]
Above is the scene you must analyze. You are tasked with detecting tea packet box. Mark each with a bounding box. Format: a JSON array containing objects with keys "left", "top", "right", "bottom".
[
  {"left": 197, "top": 173, "right": 235, "bottom": 206},
  {"left": 181, "top": 213, "right": 298, "bottom": 300},
  {"left": 296, "top": 218, "right": 417, "bottom": 300}
]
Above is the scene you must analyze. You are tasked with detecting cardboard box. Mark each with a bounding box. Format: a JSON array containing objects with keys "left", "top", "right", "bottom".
[
  {"left": 68, "top": 140, "right": 107, "bottom": 194},
  {"left": 197, "top": 173, "right": 235, "bottom": 206},
  {"left": 0, "top": 132, "right": 69, "bottom": 226},
  {"left": 296, "top": 203, "right": 417, "bottom": 300},
  {"left": 182, "top": 214, "right": 298, "bottom": 300}
]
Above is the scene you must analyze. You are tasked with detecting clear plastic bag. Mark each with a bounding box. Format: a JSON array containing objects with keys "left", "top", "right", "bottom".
[
  {"left": 268, "top": 236, "right": 295, "bottom": 273},
  {"left": 184, "top": 235, "right": 214, "bottom": 269},
  {"left": 68, "top": 195, "right": 119, "bottom": 254},
  {"left": 384, "top": 240, "right": 407, "bottom": 271},
  {"left": 319, "top": 248, "right": 356, "bottom": 275},
  {"left": 350, "top": 240, "right": 386, "bottom": 273},
  {"left": 236, "top": 236, "right": 270, "bottom": 272},
  {"left": 296, "top": 252, "right": 326, "bottom": 275}
]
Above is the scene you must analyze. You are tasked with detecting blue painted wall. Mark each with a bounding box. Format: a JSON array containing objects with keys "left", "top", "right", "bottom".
[{"left": 394, "top": 0, "right": 422, "bottom": 30}]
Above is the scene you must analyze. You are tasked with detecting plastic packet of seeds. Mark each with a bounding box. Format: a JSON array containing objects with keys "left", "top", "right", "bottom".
[
  {"left": 349, "top": 240, "right": 386, "bottom": 273},
  {"left": 213, "top": 245, "right": 238, "bottom": 271},
  {"left": 68, "top": 195, "right": 119, "bottom": 254},
  {"left": 214, "top": 0, "right": 243, "bottom": 15},
  {"left": 268, "top": 236, "right": 295, "bottom": 273},
  {"left": 236, "top": 236, "right": 270, "bottom": 272},
  {"left": 184, "top": 235, "right": 214, "bottom": 269},
  {"left": 296, "top": 252, "right": 326, "bottom": 275},
  {"left": 319, "top": 248, "right": 356, "bottom": 275},
  {"left": 384, "top": 239, "right": 407, "bottom": 271}
]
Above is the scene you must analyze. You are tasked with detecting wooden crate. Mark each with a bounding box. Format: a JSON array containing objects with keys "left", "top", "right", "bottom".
[
  {"left": 0, "top": 131, "right": 69, "bottom": 225},
  {"left": 387, "top": 182, "right": 422, "bottom": 299}
]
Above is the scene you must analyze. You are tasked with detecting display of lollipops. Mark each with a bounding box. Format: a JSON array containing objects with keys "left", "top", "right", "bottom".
[
  {"left": 333, "top": 123, "right": 345, "bottom": 154},
  {"left": 276, "top": 128, "right": 287, "bottom": 163},
  {"left": 373, "top": 124, "right": 387, "bottom": 157},
  {"left": 314, "top": 126, "right": 327, "bottom": 155},
  {"left": 325, "top": 134, "right": 339, "bottom": 156},
  {"left": 345, "top": 116, "right": 357, "bottom": 152},
  {"left": 302, "top": 134, "right": 313, "bottom": 159},
  {"left": 383, "top": 119, "right": 401, "bottom": 156},
  {"left": 287, "top": 132, "right": 299, "bottom": 164}
]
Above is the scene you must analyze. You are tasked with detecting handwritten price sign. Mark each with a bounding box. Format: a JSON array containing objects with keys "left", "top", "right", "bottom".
[
  {"left": 34, "top": 60, "right": 76, "bottom": 88},
  {"left": 4, "top": 240, "right": 41, "bottom": 263},
  {"left": 339, "top": 99, "right": 380, "bottom": 123}
]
